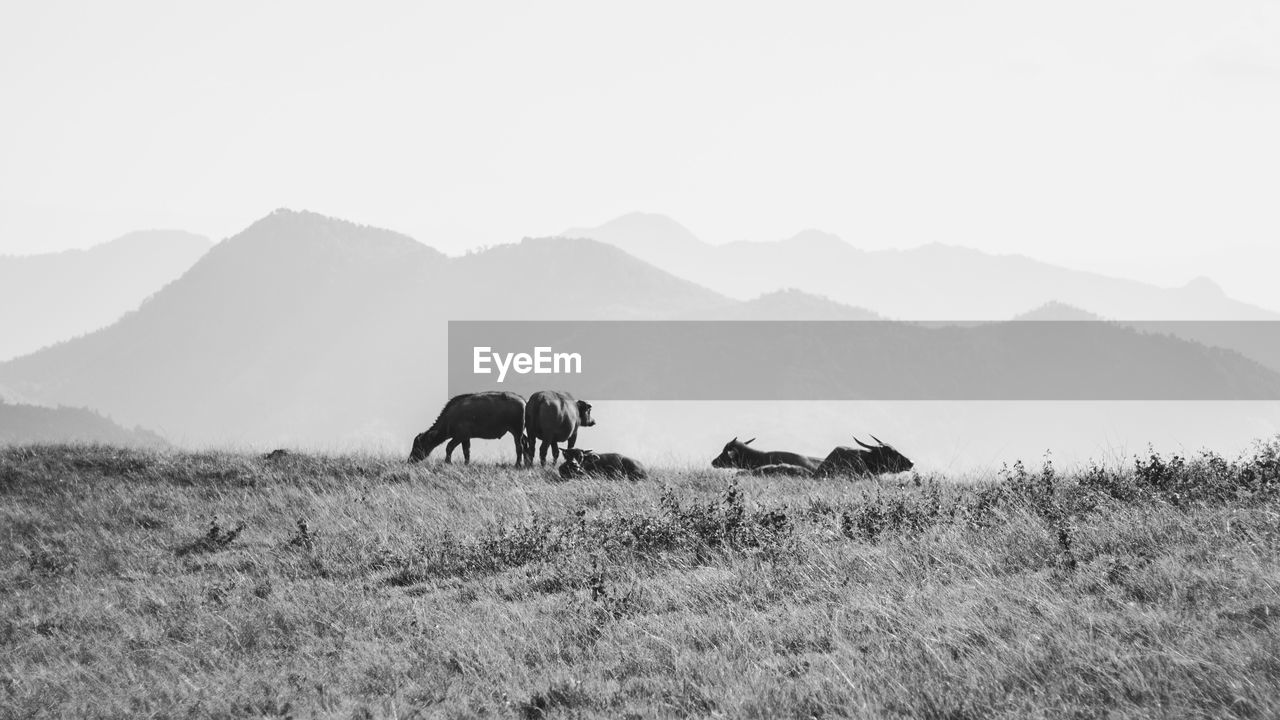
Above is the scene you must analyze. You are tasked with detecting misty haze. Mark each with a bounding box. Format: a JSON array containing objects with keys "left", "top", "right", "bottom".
[
  {"left": 4, "top": 208, "right": 1280, "bottom": 469},
  {"left": 4, "top": 2, "right": 1280, "bottom": 717}
]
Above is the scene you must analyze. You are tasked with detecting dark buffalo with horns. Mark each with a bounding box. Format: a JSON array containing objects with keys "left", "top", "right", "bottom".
[
  {"left": 409, "top": 391, "right": 526, "bottom": 465},
  {"left": 711, "top": 437, "right": 823, "bottom": 472},
  {"left": 558, "top": 448, "right": 648, "bottom": 481},
  {"left": 524, "top": 390, "right": 595, "bottom": 466},
  {"left": 814, "top": 435, "right": 914, "bottom": 477}
]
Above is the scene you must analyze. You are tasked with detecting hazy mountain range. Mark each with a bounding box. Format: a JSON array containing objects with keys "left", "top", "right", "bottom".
[
  {"left": 564, "top": 213, "right": 1275, "bottom": 321},
  {"left": 0, "top": 211, "right": 734, "bottom": 448},
  {"left": 3, "top": 209, "right": 1279, "bottom": 467},
  {"left": 0, "top": 230, "right": 211, "bottom": 362}
]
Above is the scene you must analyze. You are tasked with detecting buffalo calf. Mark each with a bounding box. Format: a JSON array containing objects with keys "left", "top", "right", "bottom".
[{"left": 558, "top": 448, "right": 647, "bottom": 481}]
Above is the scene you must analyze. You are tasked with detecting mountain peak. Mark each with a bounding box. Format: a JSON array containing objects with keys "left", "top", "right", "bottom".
[
  {"left": 1014, "top": 301, "right": 1104, "bottom": 321},
  {"left": 559, "top": 212, "right": 707, "bottom": 269},
  {"left": 783, "top": 229, "right": 850, "bottom": 250},
  {"left": 744, "top": 288, "right": 881, "bottom": 319},
  {"left": 595, "top": 211, "right": 700, "bottom": 237},
  {"left": 1182, "top": 276, "right": 1225, "bottom": 297},
  {"left": 222, "top": 209, "right": 441, "bottom": 261}
]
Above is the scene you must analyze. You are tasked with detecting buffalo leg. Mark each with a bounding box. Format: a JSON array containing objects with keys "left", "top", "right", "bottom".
[
  {"left": 512, "top": 432, "right": 524, "bottom": 466},
  {"left": 462, "top": 438, "right": 471, "bottom": 464},
  {"left": 444, "top": 438, "right": 460, "bottom": 463},
  {"left": 539, "top": 440, "right": 550, "bottom": 466},
  {"left": 567, "top": 429, "right": 579, "bottom": 449}
]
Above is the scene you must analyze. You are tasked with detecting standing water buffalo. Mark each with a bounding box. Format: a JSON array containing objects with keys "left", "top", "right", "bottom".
[
  {"left": 524, "top": 390, "right": 595, "bottom": 466},
  {"left": 409, "top": 391, "right": 526, "bottom": 465},
  {"left": 711, "top": 437, "right": 823, "bottom": 472},
  {"left": 558, "top": 448, "right": 648, "bottom": 481},
  {"left": 814, "top": 435, "right": 914, "bottom": 477}
]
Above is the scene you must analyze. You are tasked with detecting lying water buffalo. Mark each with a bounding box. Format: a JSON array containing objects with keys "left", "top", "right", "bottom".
[
  {"left": 743, "top": 463, "right": 816, "bottom": 477},
  {"left": 814, "top": 435, "right": 914, "bottom": 477},
  {"left": 408, "top": 391, "right": 526, "bottom": 465},
  {"left": 711, "top": 437, "right": 822, "bottom": 472},
  {"left": 525, "top": 390, "right": 595, "bottom": 466},
  {"left": 558, "top": 448, "right": 648, "bottom": 481}
]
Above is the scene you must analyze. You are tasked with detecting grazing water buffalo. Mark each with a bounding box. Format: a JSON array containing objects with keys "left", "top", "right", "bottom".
[
  {"left": 711, "top": 437, "right": 822, "bottom": 472},
  {"left": 409, "top": 391, "right": 526, "bottom": 465},
  {"left": 814, "top": 435, "right": 914, "bottom": 477},
  {"left": 524, "top": 391, "right": 595, "bottom": 466},
  {"left": 558, "top": 448, "right": 648, "bottom": 481}
]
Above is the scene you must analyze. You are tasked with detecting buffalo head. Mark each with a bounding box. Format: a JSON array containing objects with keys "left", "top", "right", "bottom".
[
  {"left": 852, "top": 435, "right": 914, "bottom": 473},
  {"left": 577, "top": 401, "right": 596, "bottom": 427},
  {"left": 711, "top": 436, "right": 755, "bottom": 469},
  {"left": 408, "top": 428, "right": 445, "bottom": 463},
  {"left": 559, "top": 447, "right": 593, "bottom": 480}
]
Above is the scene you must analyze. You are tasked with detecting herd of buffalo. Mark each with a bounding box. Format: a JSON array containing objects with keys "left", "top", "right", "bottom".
[{"left": 408, "top": 390, "right": 914, "bottom": 481}]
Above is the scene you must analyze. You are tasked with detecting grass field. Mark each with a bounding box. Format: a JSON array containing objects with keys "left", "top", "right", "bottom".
[{"left": 2, "top": 443, "right": 1279, "bottom": 719}]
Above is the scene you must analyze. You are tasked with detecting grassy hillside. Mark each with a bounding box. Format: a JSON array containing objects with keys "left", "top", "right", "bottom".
[{"left": 2, "top": 444, "right": 1278, "bottom": 718}]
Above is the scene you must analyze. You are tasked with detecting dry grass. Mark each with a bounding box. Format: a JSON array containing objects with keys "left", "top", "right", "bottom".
[{"left": 2, "top": 443, "right": 1279, "bottom": 719}]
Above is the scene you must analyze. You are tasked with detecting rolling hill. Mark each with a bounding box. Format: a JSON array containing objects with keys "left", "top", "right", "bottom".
[
  {"left": 0, "top": 230, "right": 211, "bottom": 361},
  {"left": 0, "top": 399, "right": 166, "bottom": 447}
]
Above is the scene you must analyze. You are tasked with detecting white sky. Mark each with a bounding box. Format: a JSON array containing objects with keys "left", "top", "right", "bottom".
[{"left": 2, "top": 1, "right": 1278, "bottom": 307}]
